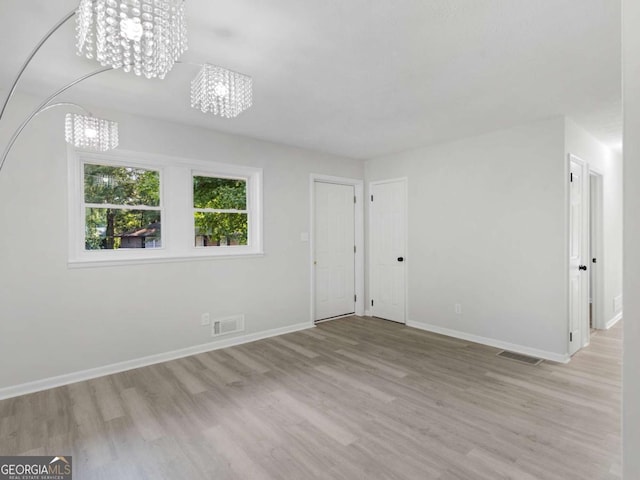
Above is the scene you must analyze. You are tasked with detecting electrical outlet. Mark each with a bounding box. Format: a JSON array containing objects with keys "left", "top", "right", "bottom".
[
  {"left": 201, "top": 313, "right": 211, "bottom": 326},
  {"left": 454, "top": 304, "right": 462, "bottom": 314}
]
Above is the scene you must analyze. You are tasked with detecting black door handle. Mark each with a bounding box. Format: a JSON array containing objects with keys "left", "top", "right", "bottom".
[
  {"left": 397, "top": 257, "right": 404, "bottom": 262},
  {"left": 579, "top": 265, "right": 587, "bottom": 271}
]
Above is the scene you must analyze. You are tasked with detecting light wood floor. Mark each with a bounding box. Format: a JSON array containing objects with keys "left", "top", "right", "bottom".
[{"left": 0, "top": 316, "right": 621, "bottom": 479}]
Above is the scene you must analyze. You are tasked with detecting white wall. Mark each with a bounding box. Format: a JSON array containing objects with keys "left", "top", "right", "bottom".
[
  {"left": 565, "top": 118, "right": 623, "bottom": 329},
  {"left": 623, "top": 0, "right": 640, "bottom": 476},
  {"left": 0, "top": 93, "right": 363, "bottom": 392},
  {"left": 366, "top": 117, "right": 570, "bottom": 360},
  {"left": 365, "top": 116, "right": 623, "bottom": 362}
]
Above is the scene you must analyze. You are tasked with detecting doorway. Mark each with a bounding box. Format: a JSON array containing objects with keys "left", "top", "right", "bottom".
[
  {"left": 369, "top": 178, "right": 407, "bottom": 324},
  {"left": 589, "top": 170, "right": 604, "bottom": 331},
  {"left": 568, "top": 155, "right": 606, "bottom": 355},
  {"left": 311, "top": 175, "right": 364, "bottom": 323},
  {"left": 569, "top": 155, "right": 589, "bottom": 355}
]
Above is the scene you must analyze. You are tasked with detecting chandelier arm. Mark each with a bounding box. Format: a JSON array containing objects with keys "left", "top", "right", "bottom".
[
  {"left": 0, "top": 9, "right": 77, "bottom": 123},
  {"left": 176, "top": 60, "right": 204, "bottom": 68},
  {"left": 0, "top": 67, "right": 112, "bottom": 175}
]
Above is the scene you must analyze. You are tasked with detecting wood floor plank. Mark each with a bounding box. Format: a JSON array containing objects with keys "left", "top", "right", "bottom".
[
  {"left": 0, "top": 316, "right": 621, "bottom": 479},
  {"left": 204, "top": 424, "right": 273, "bottom": 480},
  {"left": 224, "top": 347, "right": 271, "bottom": 374},
  {"left": 119, "top": 387, "right": 164, "bottom": 442},
  {"left": 334, "top": 348, "right": 408, "bottom": 378},
  {"left": 270, "top": 336, "right": 320, "bottom": 359},
  {"left": 89, "top": 376, "right": 126, "bottom": 422},
  {"left": 270, "top": 389, "right": 359, "bottom": 446}
]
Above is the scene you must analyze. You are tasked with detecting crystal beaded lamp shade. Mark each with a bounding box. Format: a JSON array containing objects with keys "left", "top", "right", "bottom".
[
  {"left": 65, "top": 114, "right": 119, "bottom": 151},
  {"left": 76, "top": 0, "right": 187, "bottom": 79},
  {"left": 191, "top": 64, "right": 253, "bottom": 118}
]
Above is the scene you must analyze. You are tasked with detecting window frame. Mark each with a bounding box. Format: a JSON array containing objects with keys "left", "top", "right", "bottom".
[
  {"left": 68, "top": 147, "right": 263, "bottom": 267},
  {"left": 82, "top": 160, "right": 165, "bottom": 254},
  {"left": 191, "top": 172, "right": 252, "bottom": 249}
]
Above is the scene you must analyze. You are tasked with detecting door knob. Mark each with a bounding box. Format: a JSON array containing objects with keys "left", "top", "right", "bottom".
[
  {"left": 579, "top": 265, "right": 587, "bottom": 271},
  {"left": 397, "top": 257, "right": 404, "bottom": 262}
]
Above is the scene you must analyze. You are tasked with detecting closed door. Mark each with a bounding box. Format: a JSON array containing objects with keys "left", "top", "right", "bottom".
[
  {"left": 370, "top": 179, "right": 406, "bottom": 323},
  {"left": 314, "top": 182, "right": 355, "bottom": 321},
  {"left": 569, "top": 157, "right": 589, "bottom": 355}
]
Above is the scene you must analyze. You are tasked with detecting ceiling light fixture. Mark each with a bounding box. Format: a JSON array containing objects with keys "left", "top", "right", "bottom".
[
  {"left": 76, "top": 0, "right": 188, "bottom": 79},
  {"left": 0, "top": 2, "right": 255, "bottom": 177},
  {"left": 191, "top": 64, "right": 253, "bottom": 118},
  {"left": 0, "top": 68, "right": 113, "bottom": 174},
  {"left": 65, "top": 113, "right": 119, "bottom": 151}
]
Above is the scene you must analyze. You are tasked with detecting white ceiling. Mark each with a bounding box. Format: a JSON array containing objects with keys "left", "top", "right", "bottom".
[{"left": 0, "top": 0, "right": 622, "bottom": 159}]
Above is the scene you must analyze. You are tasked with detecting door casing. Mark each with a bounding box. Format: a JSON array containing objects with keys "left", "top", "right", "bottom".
[
  {"left": 368, "top": 178, "right": 408, "bottom": 324},
  {"left": 309, "top": 174, "right": 364, "bottom": 325},
  {"left": 589, "top": 168, "right": 605, "bottom": 330},
  {"left": 568, "top": 154, "right": 590, "bottom": 355}
]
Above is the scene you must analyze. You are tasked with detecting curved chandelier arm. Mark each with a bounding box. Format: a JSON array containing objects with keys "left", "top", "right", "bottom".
[
  {"left": 0, "top": 67, "right": 112, "bottom": 174},
  {"left": 0, "top": 9, "right": 77, "bottom": 122},
  {"left": 176, "top": 60, "right": 205, "bottom": 68}
]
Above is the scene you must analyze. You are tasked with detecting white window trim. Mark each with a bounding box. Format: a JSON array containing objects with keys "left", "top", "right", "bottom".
[
  {"left": 191, "top": 171, "right": 253, "bottom": 250},
  {"left": 67, "top": 147, "right": 264, "bottom": 267}
]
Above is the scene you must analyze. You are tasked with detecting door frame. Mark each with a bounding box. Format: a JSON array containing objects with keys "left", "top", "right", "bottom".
[
  {"left": 589, "top": 168, "right": 605, "bottom": 330},
  {"left": 367, "top": 177, "right": 409, "bottom": 324},
  {"left": 567, "top": 154, "right": 590, "bottom": 353},
  {"left": 309, "top": 174, "right": 364, "bottom": 325}
]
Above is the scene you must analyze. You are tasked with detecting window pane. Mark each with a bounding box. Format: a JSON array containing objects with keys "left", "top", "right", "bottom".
[
  {"left": 194, "top": 212, "right": 248, "bottom": 247},
  {"left": 193, "top": 176, "right": 246, "bottom": 210},
  {"left": 84, "top": 164, "right": 160, "bottom": 206},
  {"left": 85, "top": 208, "right": 162, "bottom": 250}
]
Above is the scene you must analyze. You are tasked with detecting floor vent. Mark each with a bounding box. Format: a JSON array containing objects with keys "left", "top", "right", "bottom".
[
  {"left": 496, "top": 350, "right": 543, "bottom": 366},
  {"left": 212, "top": 314, "right": 245, "bottom": 337}
]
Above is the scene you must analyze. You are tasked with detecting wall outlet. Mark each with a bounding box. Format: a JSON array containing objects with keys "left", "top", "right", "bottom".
[
  {"left": 454, "top": 304, "right": 462, "bottom": 314},
  {"left": 201, "top": 312, "right": 211, "bottom": 326}
]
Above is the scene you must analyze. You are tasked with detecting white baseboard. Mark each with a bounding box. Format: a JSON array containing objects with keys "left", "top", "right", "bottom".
[
  {"left": 314, "top": 314, "right": 354, "bottom": 324},
  {"left": 406, "top": 320, "right": 570, "bottom": 364},
  {"left": 0, "top": 321, "right": 313, "bottom": 401},
  {"left": 606, "top": 312, "right": 623, "bottom": 329}
]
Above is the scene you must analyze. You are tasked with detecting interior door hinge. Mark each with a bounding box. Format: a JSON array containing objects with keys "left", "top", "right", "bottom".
[
  {"left": 570, "top": 172, "right": 573, "bottom": 183},
  {"left": 354, "top": 294, "right": 357, "bottom": 302},
  {"left": 354, "top": 245, "right": 356, "bottom": 254},
  {"left": 570, "top": 332, "right": 573, "bottom": 342},
  {"left": 371, "top": 194, "right": 374, "bottom": 201},
  {"left": 354, "top": 196, "right": 357, "bottom": 204},
  {"left": 371, "top": 299, "right": 374, "bottom": 307}
]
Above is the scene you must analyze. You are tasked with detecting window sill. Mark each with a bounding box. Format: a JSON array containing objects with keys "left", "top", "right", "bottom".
[{"left": 67, "top": 252, "right": 265, "bottom": 269}]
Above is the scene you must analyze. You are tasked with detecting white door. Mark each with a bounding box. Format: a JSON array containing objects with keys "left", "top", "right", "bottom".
[
  {"left": 370, "top": 179, "right": 406, "bottom": 323},
  {"left": 569, "top": 157, "right": 589, "bottom": 355},
  {"left": 314, "top": 182, "right": 355, "bottom": 321}
]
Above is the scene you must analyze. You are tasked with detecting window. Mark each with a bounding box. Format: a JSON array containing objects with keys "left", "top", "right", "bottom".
[
  {"left": 193, "top": 176, "right": 248, "bottom": 247},
  {"left": 84, "top": 164, "right": 162, "bottom": 250},
  {"left": 68, "top": 150, "right": 263, "bottom": 266}
]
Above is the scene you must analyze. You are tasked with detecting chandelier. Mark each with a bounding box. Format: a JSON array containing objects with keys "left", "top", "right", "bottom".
[
  {"left": 65, "top": 113, "right": 119, "bottom": 151},
  {"left": 0, "top": 1, "right": 254, "bottom": 176},
  {"left": 191, "top": 64, "right": 253, "bottom": 118},
  {"left": 76, "top": 0, "right": 188, "bottom": 79}
]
